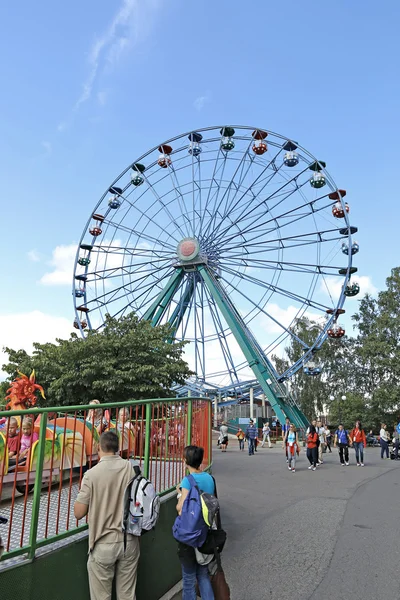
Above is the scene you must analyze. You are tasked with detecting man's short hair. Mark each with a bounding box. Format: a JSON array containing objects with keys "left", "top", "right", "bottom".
[
  {"left": 183, "top": 445, "right": 204, "bottom": 468},
  {"left": 99, "top": 430, "right": 119, "bottom": 453}
]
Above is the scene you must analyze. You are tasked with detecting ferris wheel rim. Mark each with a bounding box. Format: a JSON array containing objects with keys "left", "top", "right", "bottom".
[{"left": 72, "top": 125, "right": 356, "bottom": 384}]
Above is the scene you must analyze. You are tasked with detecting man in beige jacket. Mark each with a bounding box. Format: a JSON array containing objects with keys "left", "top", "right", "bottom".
[{"left": 74, "top": 430, "right": 140, "bottom": 600}]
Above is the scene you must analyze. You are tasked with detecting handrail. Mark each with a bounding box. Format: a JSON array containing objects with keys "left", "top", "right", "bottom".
[{"left": 0, "top": 396, "right": 212, "bottom": 565}]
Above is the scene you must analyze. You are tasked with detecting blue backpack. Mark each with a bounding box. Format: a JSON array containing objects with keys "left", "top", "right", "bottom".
[{"left": 172, "top": 474, "right": 209, "bottom": 548}]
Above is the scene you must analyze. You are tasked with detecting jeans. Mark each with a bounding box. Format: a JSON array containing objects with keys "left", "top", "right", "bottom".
[
  {"left": 338, "top": 443, "right": 349, "bottom": 464},
  {"left": 248, "top": 438, "right": 255, "bottom": 455},
  {"left": 181, "top": 562, "right": 214, "bottom": 600},
  {"left": 353, "top": 441, "right": 364, "bottom": 463},
  {"left": 380, "top": 439, "right": 389, "bottom": 458},
  {"left": 238, "top": 438, "right": 245, "bottom": 450},
  {"left": 307, "top": 447, "right": 318, "bottom": 466},
  {"left": 394, "top": 440, "right": 399, "bottom": 459},
  {"left": 286, "top": 445, "right": 297, "bottom": 469},
  {"left": 262, "top": 434, "right": 271, "bottom": 448}
]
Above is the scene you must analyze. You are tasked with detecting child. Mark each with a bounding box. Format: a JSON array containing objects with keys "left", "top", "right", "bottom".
[
  {"left": 18, "top": 418, "right": 39, "bottom": 464},
  {"left": 6, "top": 418, "right": 20, "bottom": 466},
  {"left": 236, "top": 428, "right": 245, "bottom": 451}
]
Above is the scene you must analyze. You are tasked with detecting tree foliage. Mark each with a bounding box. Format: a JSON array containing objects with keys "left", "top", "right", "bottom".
[
  {"left": 1, "top": 313, "right": 192, "bottom": 407},
  {"left": 273, "top": 267, "right": 400, "bottom": 431}
]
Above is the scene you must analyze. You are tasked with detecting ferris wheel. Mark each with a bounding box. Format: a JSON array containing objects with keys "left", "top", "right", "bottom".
[{"left": 72, "top": 125, "right": 358, "bottom": 426}]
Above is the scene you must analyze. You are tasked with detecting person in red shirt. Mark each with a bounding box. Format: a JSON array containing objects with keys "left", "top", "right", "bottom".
[
  {"left": 6, "top": 417, "right": 20, "bottom": 466},
  {"left": 349, "top": 420, "right": 367, "bottom": 466},
  {"left": 306, "top": 425, "right": 319, "bottom": 471}
]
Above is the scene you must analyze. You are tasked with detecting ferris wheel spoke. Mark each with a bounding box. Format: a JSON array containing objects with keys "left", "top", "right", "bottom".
[
  {"left": 167, "top": 166, "right": 194, "bottom": 237},
  {"left": 210, "top": 163, "right": 311, "bottom": 246},
  {"left": 217, "top": 194, "right": 333, "bottom": 250},
  {"left": 83, "top": 256, "right": 173, "bottom": 281},
  {"left": 100, "top": 220, "right": 178, "bottom": 251},
  {"left": 220, "top": 276, "right": 310, "bottom": 349},
  {"left": 222, "top": 227, "right": 342, "bottom": 254},
  {"left": 218, "top": 263, "right": 331, "bottom": 312},
  {"left": 219, "top": 254, "right": 343, "bottom": 276},
  {"left": 140, "top": 171, "right": 189, "bottom": 240},
  {"left": 85, "top": 266, "right": 174, "bottom": 311},
  {"left": 196, "top": 146, "right": 227, "bottom": 238},
  {"left": 115, "top": 191, "right": 183, "bottom": 244},
  {"left": 209, "top": 147, "right": 287, "bottom": 243},
  {"left": 201, "top": 139, "right": 255, "bottom": 240},
  {"left": 222, "top": 267, "right": 331, "bottom": 313},
  {"left": 91, "top": 245, "right": 174, "bottom": 257}
]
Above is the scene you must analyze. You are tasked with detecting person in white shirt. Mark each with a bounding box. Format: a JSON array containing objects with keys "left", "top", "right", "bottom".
[
  {"left": 379, "top": 423, "right": 389, "bottom": 459},
  {"left": 261, "top": 422, "right": 272, "bottom": 448},
  {"left": 219, "top": 422, "right": 228, "bottom": 452},
  {"left": 316, "top": 420, "right": 326, "bottom": 464}
]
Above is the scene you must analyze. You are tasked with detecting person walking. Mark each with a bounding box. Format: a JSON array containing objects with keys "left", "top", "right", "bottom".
[
  {"left": 349, "top": 420, "right": 367, "bottom": 466},
  {"left": 379, "top": 423, "right": 389, "bottom": 459},
  {"left": 392, "top": 426, "right": 400, "bottom": 460},
  {"left": 176, "top": 446, "right": 215, "bottom": 600},
  {"left": 261, "top": 422, "right": 272, "bottom": 448},
  {"left": 306, "top": 425, "right": 319, "bottom": 471},
  {"left": 219, "top": 422, "right": 228, "bottom": 452},
  {"left": 316, "top": 420, "right": 326, "bottom": 464},
  {"left": 282, "top": 417, "right": 291, "bottom": 462},
  {"left": 325, "top": 425, "right": 332, "bottom": 453},
  {"left": 74, "top": 431, "right": 140, "bottom": 600},
  {"left": 334, "top": 424, "right": 351, "bottom": 466},
  {"left": 246, "top": 419, "right": 258, "bottom": 456},
  {"left": 283, "top": 424, "right": 300, "bottom": 472},
  {"left": 236, "top": 428, "right": 245, "bottom": 451}
]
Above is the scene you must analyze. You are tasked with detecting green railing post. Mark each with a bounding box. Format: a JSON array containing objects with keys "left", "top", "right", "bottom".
[
  {"left": 208, "top": 400, "right": 212, "bottom": 468},
  {"left": 143, "top": 403, "right": 152, "bottom": 478},
  {"left": 186, "top": 396, "right": 193, "bottom": 446},
  {"left": 28, "top": 414, "right": 48, "bottom": 559}
]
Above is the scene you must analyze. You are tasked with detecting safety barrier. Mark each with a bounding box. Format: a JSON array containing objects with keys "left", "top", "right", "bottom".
[{"left": 0, "top": 396, "right": 212, "bottom": 565}]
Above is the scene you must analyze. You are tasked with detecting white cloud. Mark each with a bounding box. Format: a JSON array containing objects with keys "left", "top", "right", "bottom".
[
  {"left": 41, "top": 141, "right": 52, "bottom": 155},
  {"left": 40, "top": 244, "right": 77, "bottom": 286},
  {"left": 0, "top": 311, "right": 72, "bottom": 378},
  {"left": 97, "top": 90, "right": 108, "bottom": 106},
  {"left": 40, "top": 240, "right": 131, "bottom": 286},
  {"left": 261, "top": 303, "right": 322, "bottom": 335},
  {"left": 56, "top": 0, "right": 163, "bottom": 132},
  {"left": 193, "top": 94, "right": 210, "bottom": 111},
  {"left": 27, "top": 249, "right": 40, "bottom": 262},
  {"left": 320, "top": 275, "right": 377, "bottom": 300}
]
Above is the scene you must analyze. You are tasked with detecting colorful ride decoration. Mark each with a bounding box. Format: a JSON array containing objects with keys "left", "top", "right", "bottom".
[{"left": 5, "top": 370, "right": 45, "bottom": 411}]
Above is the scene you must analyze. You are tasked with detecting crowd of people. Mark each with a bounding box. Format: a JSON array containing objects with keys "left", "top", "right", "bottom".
[{"left": 219, "top": 415, "right": 400, "bottom": 470}]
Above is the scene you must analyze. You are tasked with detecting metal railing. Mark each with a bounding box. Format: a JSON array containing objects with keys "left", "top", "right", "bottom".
[{"left": 0, "top": 396, "right": 212, "bottom": 564}]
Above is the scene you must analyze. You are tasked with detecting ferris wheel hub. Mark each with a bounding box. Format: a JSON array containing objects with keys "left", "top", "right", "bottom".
[{"left": 177, "top": 237, "right": 200, "bottom": 262}]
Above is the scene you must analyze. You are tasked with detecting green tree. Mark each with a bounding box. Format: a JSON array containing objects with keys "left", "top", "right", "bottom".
[
  {"left": 1, "top": 313, "right": 192, "bottom": 406},
  {"left": 351, "top": 267, "right": 400, "bottom": 425},
  {"left": 273, "top": 317, "right": 355, "bottom": 421}
]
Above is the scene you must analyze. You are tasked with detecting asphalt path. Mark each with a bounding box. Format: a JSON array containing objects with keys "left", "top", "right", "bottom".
[{"left": 171, "top": 436, "right": 399, "bottom": 600}]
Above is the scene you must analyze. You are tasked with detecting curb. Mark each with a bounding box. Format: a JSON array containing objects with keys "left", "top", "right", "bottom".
[{"left": 158, "top": 580, "right": 182, "bottom": 600}]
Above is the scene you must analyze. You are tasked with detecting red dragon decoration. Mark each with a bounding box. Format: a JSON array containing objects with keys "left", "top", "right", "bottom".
[{"left": 5, "top": 370, "right": 46, "bottom": 411}]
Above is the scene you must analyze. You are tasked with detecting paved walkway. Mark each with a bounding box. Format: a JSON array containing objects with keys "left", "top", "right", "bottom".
[{"left": 172, "top": 439, "right": 400, "bottom": 600}]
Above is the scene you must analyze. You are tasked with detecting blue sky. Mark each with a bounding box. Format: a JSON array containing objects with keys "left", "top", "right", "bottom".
[{"left": 0, "top": 0, "right": 399, "bottom": 376}]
